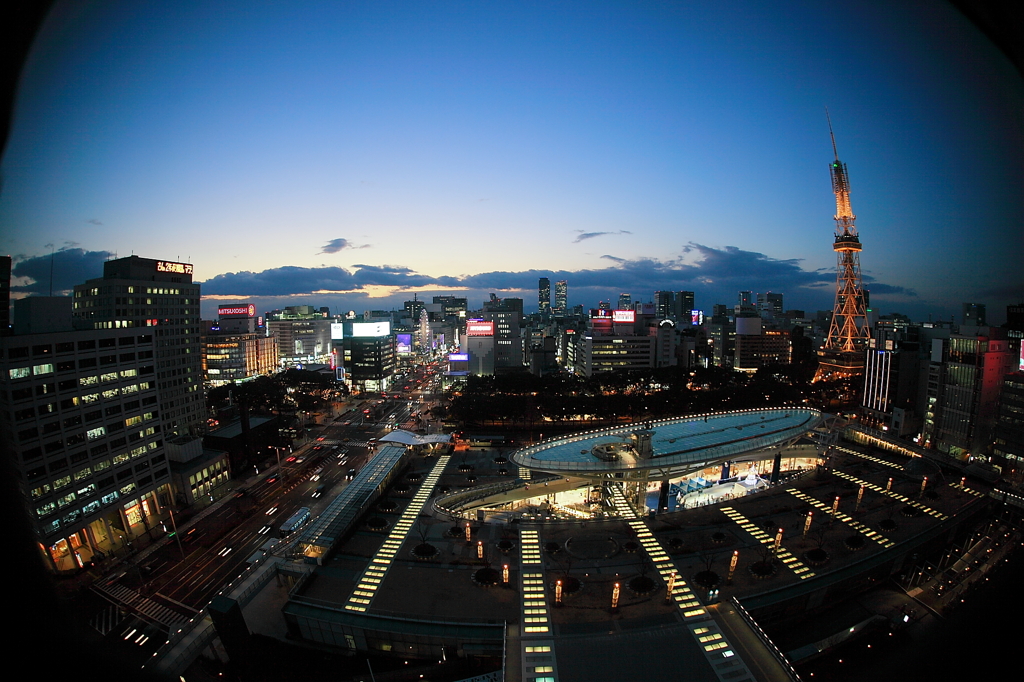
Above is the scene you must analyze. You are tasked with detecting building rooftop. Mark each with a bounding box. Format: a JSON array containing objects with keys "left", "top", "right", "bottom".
[{"left": 512, "top": 407, "right": 824, "bottom": 477}]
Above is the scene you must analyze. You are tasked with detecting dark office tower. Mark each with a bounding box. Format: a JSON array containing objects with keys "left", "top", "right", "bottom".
[
  {"left": 757, "top": 292, "right": 783, "bottom": 318},
  {"left": 0, "top": 255, "right": 10, "bottom": 336},
  {"left": 738, "top": 291, "right": 752, "bottom": 306},
  {"left": 538, "top": 277, "right": 551, "bottom": 315},
  {"left": 816, "top": 113, "right": 870, "bottom": 380},
  {"left": 676, "top": 291, "right": 695, "bottom": 320},
  {"left": 403, "top": 297, "right": 425, "bottom": 323},
  {"left": 432, "top": 295, "right": 468, "bottom": 318},
  {"left": 655, "top": 291, "right": 674, "bottom": 318},
  {"left": 73, "top": 256, "right": 204, "bottom": 438},
  {"left": 617, "top": 293, "right": 632, "bottom": 310},
  {"left": 963, "top": 302, "right": 986, "bottom": 327},
  {"left": 554, "top": 280, "right": 567, "bottom": 314},
  {"left": 1007, "top": 303, "right": 1024, "bottom": 331}
]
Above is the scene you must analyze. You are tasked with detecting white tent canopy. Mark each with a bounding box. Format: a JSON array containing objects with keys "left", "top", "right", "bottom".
[{"left": 378, "top": 429, "right": 452, "bottom": 446}]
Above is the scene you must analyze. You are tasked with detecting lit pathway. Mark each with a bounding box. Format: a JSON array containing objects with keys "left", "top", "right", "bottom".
[
  {"left": 787, "top": 489, "right": 895, "bottom": 548},
  {"left": 831, "top": 470, "right": 948, "bottom": 520},
  {"left": 834, "top": 445, "right": 903, "bottom": 470},
  {"left": 518, "top": 527, "right": 559, "bottom": 682},
  {"left": 607, "top": 484, "right": 757, "bottom": 681},
  {"left": 606, "top": 484, "right": 707, "bottom": 618},
  {"left": 950, "top": 480, "right": 986, "bottom": 499},
  {"left": 343, "top": 455, "right": 450, "bottom": 612},
  {"left": 719, "top": 506, "right": 816, "bottom": 580}
]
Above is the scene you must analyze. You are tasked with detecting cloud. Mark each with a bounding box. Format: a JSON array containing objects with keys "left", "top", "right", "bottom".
[
  {"left": 87, "top": 219, "right": 103, "bottom": 225},
  {"left": 199, "top": 243, "right": 913, "bottom": 312},
  {"left": 573, "top": 230, "right": 633, "bottom": 243},
  {"left": 11, "top": 248, "right": 114, "bottom": 296},
  {"left": 202, "top": 263, "right": 461, "bottom": 296},
  {"left": 320, "top": 238, "right": 351, "bottom": 254}
]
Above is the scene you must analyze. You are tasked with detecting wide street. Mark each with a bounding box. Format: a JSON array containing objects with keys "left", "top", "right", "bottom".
[{"left": 83, "top": 358, "right": 448, "bottom": 666}]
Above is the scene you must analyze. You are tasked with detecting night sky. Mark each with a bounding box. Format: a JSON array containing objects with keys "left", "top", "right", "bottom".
[{"left": 2, "top": 1, "right": 1021, "bottom": 323}]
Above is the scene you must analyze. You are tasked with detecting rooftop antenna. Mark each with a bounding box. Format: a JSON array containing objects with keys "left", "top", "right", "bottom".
[{"left": 826, "top": 107, "right": 839, "bottom": 161}]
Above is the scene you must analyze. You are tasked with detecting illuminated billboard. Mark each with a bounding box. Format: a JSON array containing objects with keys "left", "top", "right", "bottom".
[
  {"left": 690, "top": 310, "right": 704, "bottom": 326},
  {"left": 590, "top": 309, "right": 611, "bottom": 318},
  {"left": 466, "top": 321, "right": 494, "bottom": 336},
  {"left": 331, "top": 322, "right": 344, "bottom": 340},
  {"left": 396, "top": 333, "right": 412, "bottom": 354},
  {"left": 218, "top": 304, "right": 256, "bottom": 318},
  {"left": 156, "top": 260, "right": 193, "bottom": 275},
  {"left": 448, "top": 353, "right": 469, "bottom": 362},
  {"left": 613, "top": 310, "right": 635, "bottom": 323},
  {"left": 351, "top": 321, "right": 391, "bottom": 337}
]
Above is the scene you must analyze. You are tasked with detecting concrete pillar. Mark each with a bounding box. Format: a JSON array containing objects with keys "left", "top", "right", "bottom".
[
  {"left": 658, "top": 480, "right": 671, "bottom": 511},
  {"left": 770, "top": 451, "right": 782, "bottom": 485}
]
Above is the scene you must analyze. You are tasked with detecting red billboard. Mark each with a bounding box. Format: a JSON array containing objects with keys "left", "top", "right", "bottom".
[{"left": 467, "top": 321, "right": 495, "bottom": 336}]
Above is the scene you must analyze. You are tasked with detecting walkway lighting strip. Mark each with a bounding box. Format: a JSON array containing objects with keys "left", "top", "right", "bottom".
[
  {"left": 606, "top": 484, "right": 706, "bottom": 618},
  {"left": 831, "top": 470, "right": 948, "bottom": 520},
  {"left": 720, "top": 507, "right": 816, "bottom": 579},
  {"left": 518, "top": 528, "right": 560, "bottom": 680},
  {"left": 787, "top": 489, "right": 894, "bottom": 548},
  {"left": 950, "top": 481, "right": 985, "bottom": 498},
  {"left": 344, "top": 455, "right": 450, "bottom": 612},
  {"left": 834, "top": 445, "right": 902, "bottom": 469}
]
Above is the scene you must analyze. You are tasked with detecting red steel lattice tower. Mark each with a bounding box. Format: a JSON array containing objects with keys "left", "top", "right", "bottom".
[{"left": 816, "top": 114, "right": 869, "bottom": 380}]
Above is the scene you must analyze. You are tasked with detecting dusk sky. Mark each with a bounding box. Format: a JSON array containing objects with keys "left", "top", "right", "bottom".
[{"left": 2, "top": 1, "right": 1021, "bottom": 324}]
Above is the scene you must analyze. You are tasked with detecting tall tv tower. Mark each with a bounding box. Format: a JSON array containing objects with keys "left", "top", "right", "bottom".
[{"left": 816, "top": 113, "right": 869, "bottom": 380}]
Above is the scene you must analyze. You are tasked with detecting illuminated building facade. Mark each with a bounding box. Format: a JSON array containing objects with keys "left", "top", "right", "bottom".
[
  {"left": 266, "top": 306, "right": 333, "bottom": 367},
  {"left": 343, "top": 321, "right": 395, "bottom": 393},
  {"left": 816, "top": 117, "right": 870, "bottom": 379},
  {"left": 72, "top": 256, "right": 204, "bottom": 438},
  {"left": 1, "top": 327, "right": 171, "bottom": 571},
  {"left": 922, "top": 331, "right": 1013, "bottom": 457},
  {"left": 735, "top": 329, "right": 790, "bottom": 371},
  {"left": 538, "top": 277, "right": 551, "bottom": 316},
  {"left": 554, "top": 279, "right": 567, "bottom": 315},
  {"left": 861, "top": 328, "right": 920, "bottom": 436},
  {"left": 202, "top": 304, "right": 278, "bottom": 385},
  {"left": 993, "top": 372, "right": 1024, "bottom": 472},
  {"left": 481, "top": 296, "right": 524, "bottom": 372}
]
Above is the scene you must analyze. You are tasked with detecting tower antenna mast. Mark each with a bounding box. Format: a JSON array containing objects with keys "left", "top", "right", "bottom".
[{"left": 816, "top": 113, "right": 870, "bottom": 380}]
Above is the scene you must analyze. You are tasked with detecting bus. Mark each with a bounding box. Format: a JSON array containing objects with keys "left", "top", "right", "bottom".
[{"left": 279, "top": 507, "right": 312, "bottom": 537}]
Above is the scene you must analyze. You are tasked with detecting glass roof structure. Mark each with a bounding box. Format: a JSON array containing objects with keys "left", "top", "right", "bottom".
[
  {"left": 511, "top": 408, "right": 824, "bottom": 479},
  {"left": 298, "top": 444, "right": 409, "bottom": 557}
]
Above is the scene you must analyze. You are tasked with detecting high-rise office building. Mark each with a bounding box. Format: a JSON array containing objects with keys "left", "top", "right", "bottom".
[
  {"left": 676, "top": 291, "right": 695, "bottom": 321},
  {"left": 617, "top": 293, "right": 632, "bottom": 310},
  {"left": 922, "top": 330, "right": 1013, "bottom": 456},
  {"left": 73, "top": 256, "right": 204, "bottom": 439},
  {"left": 756, "top": 292, "right": 784, "bottom": 319},
  {"left": 538, "top": 278, "right": 551, "bottom": 315},
  {"left": 3, "top": 256, "right": 224, "bottom": 572},
  {"left": 554, "top": 280, "right": 567, "bottom": 314}
]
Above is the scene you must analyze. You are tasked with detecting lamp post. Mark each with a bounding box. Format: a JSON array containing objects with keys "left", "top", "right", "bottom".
[{"left": 611, "top": 582, "right": 620, "bottom": 611}]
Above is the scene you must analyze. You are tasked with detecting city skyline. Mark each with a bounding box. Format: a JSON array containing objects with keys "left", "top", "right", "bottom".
[{"left": 2, "top": 1, "right": 1022, "bottom": 324}]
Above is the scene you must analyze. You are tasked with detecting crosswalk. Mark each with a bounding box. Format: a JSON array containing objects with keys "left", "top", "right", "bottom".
[
  {"left": 89, "top": 603, "right": 124, "bottom": 636},
  {"left": 92, "top": 581, "right": 189, "bottom": 629}
]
